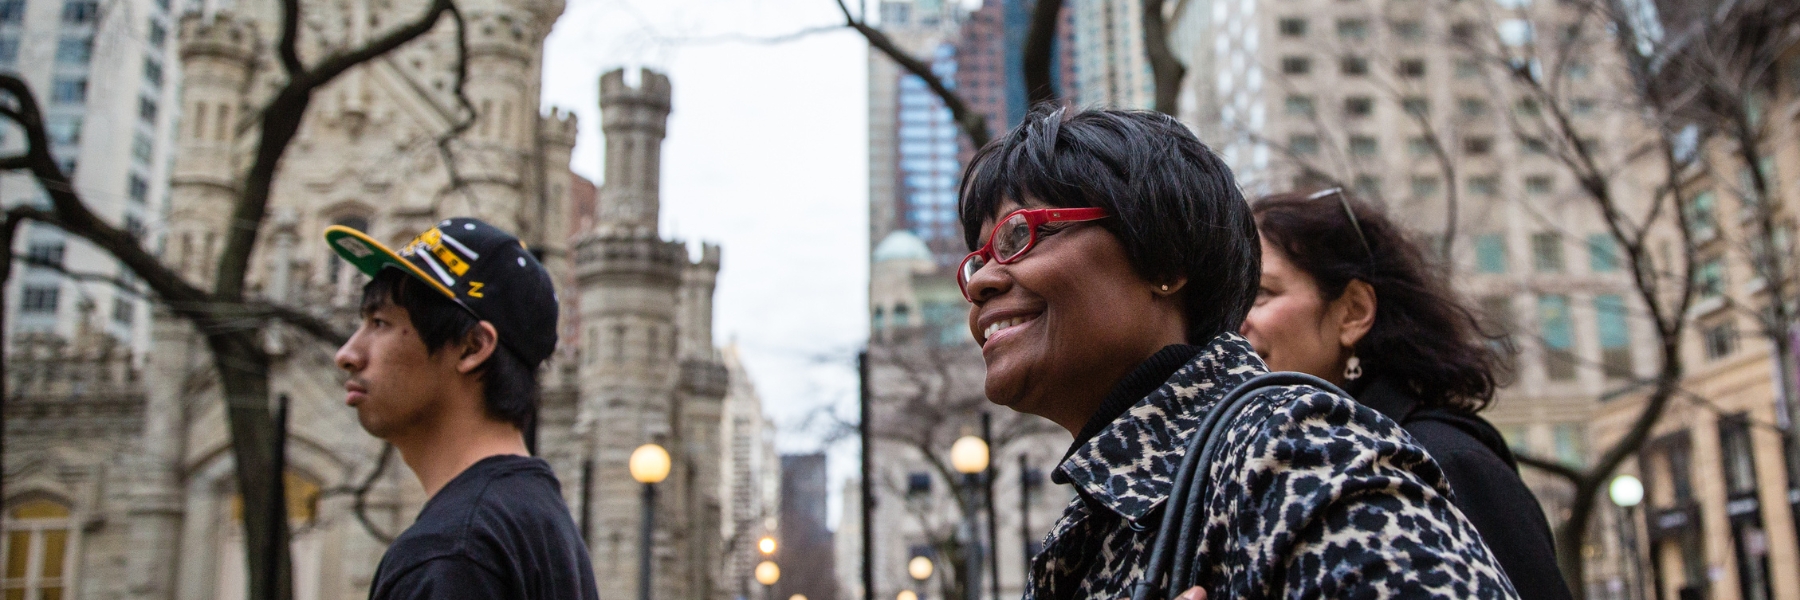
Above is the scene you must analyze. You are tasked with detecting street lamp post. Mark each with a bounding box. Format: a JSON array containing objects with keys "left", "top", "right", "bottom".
[
  {"left": 630, "top": 444, "right": 672, "bottom": 600},
  {"left": 951, "top": 434, "right": 989, "bottom": 600},
  {"left": 909, "top": 555, "right": 934, "bottom": 600},
  {"left": 1610, "top": 474, "right": 1646, "bottom": 600}
]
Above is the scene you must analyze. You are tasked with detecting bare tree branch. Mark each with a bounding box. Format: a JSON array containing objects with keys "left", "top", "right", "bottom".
[
  {"left": 835, "top": 0, "right": 991, "bottom": 148},
  {"left": 1142, "top": 0, "right": 1184, "bottom": 115},
  {"left": 1022, "top": 0, "right": 1065, "bottom": 107}
]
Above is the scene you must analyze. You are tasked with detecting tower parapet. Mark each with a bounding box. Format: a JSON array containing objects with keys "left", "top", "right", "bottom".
[
  {"left": 596, "top": 68, "right": 673, "bottom": 236},
  {"left": 178, "top": 13, "right": 258, "bottom": 65}
]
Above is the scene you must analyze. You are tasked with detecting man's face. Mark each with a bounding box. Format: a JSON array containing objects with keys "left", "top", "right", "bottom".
[{"left": 334, "top": 299, "right": 460, "bottom": 440}]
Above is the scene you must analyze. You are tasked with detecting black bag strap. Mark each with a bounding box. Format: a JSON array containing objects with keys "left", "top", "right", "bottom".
[{"left": 1129, "top": 372, "right": 1349, "bottom": 600}]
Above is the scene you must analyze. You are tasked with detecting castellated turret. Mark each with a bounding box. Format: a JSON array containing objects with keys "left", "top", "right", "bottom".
[
  {"left": 596, "top": 68, "right": 672, "bottom": 236},
  {"left": 574, "top": 67, "right": 728, "bottom": 600},
  {"left": 168, "top": 13, "right": 258, "bottom": 284}
]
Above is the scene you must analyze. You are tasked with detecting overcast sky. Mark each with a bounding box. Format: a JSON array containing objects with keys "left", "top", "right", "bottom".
[{"left": 540, "top": 0, "right": 877, "bottom": 499}]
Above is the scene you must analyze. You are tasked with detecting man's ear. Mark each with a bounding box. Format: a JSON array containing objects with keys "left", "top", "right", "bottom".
[
  {"left": 457, "top": 321, "right": 500, "bottom": 374},
  {"left": 1335, "top": 279, "right": 1377, "bottom": 348}
]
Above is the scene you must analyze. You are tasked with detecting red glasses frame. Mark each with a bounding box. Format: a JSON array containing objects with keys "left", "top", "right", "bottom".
[{"left": 957, "top": 207, "right": 1110, "bottom": 301}]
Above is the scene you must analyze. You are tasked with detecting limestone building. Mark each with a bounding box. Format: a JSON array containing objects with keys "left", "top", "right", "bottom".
[{"left": 1, "top": 3, "right": 764, "bottom": 600}]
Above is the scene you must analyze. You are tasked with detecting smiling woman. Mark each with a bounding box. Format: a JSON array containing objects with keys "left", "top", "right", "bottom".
[{"left": 958, "top": 107, "right": 1520, "bottom": 600}]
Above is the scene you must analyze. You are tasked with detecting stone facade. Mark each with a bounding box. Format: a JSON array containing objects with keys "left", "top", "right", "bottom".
[{"left": 2, "top": 4, "right": 762, "bottom": 600}]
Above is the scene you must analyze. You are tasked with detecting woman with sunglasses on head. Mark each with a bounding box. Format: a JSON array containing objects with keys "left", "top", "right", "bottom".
[
  {"left": 960, "top": 106, "right": 1517, "bottom": 600},
  {"left": 1240, "top": 189, "right": 1571, "bottom": 600}
]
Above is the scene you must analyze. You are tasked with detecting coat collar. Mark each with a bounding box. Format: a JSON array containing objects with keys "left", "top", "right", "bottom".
[{"left": 1054, "top": 333, "right": 1267, "bottom": 526}]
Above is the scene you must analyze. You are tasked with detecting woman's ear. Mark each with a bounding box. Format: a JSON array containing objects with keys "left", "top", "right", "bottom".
[
  {"left": 457, "top": 321, "right": 500, "bottom": 374},
  {"left": 1335, "top": 279, "right": 1377, "bottom": 348},
  {"left": 1156, "top": 276, "right": 1190, "bottom": 297}
]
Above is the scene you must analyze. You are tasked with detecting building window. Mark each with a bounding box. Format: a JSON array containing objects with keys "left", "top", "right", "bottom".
[
  {"left": 1515, "top": 98, "right": 1542, "bottom": 117},
  {"left": 0, "top": 0, "right": 22, "bottom": 23},
  {"left": 1289, "top": 134, "right": 1319, "bottom": 155},
  {"left": 1596, "top": 294, "right": 1631, "bottom": 378},
  {"left": 1698, "top": 256, "right": 1726, "bottom": 298},
  {"left": 1, "top": 499, "right": 74, "bottom": 600},
  {"left": 1458, "top": 97, "right": 1489, "bottom": 117},
  {"left": 0, "top": 36, "right": 17, "bottom": 64},
  {"left": 127, "top": 174, "right": 149, "bottom": 203},
  {"left": 1340, "top": 55, "right": 1369, "bottom": 76},
  {"left": 1411, "top": 176, "right": 1440, "bottom": 197},
  {"left": 1468, "top": 175, "right": 1499, "bottom": 196},
  {"left": 26, "top": 242, "right": 64, "bottom": 269},
  {"left": 1398, "top": 58, "right": 1426, "bottom": 78},
  {"left": 1455, "top": 58, "right": 1482, "bottom": 78},
  {"left": 1479, "top": 295, "right": 1515, "bottom": 343},
  {"left": 1475, "top": 233, "right": 1508, "bottom": 274},
  {"left": 1280, "top": 56, "right": 1312, "bottom": 75},
  {"left": 1450, "top": 21, "right": 1477, "bottom": 42},
  {"left": 1284, "top": 95, "right": 1315, "bottom": 116},
  {"left": 46, "top": 116, "right": 81, "bottom": 146},
  {"left": 1567, "top": 62, "right": 1591, "bottom": 80},
  {"left": 54, "top": 36, "right": 92, "bottom": 64},
  {"left": 132, "top": 133, "right": 153, "bottom": 165},
  {"left": 1401, "top": 97, "right": 1429, "bottom": 116},
  {"left": 905, "top": 472, "right": 931, "bottom": 495},
  {"left": 148, "top": 20, "right": 167, "bottom": 48},
  {"left": 1348, "top": 136, "right": 1378, "bottom": 156},
  {"left": 1279, "top": 18, "right": 1307, "bottom": 37},
  {"left": 871, "top": 306, "right": 884, "bottom": 331},
  {"left": 1686, "top": 191, "right": 1717, "bottom": 235},
  {"left": 1538, "top": 294, "right": 1576, "bottom": 380},
  {"left": 1464, "top": 137, "right": 1494, "bottom": 156},
  {"left": 1336, "top": 18, "right": 1369, "bottom": 40},
  {"left": 61, "top": 1, "right": 98, "bottom": 24},
  {"left": 1719, "top": 416, "right": 1757, "bottom": 495},
  {"left": 1407, "top": 136, "right": 1433, "bottom": 157},
  {"left": 1553, "top": 422, "right": 1585, "bottom": 466},
  {"left": 1587, "top": 234, "right": 1618, "bottom": 272},
  {"left": 112, "top": 296, "right": 134, "bottom": 325},
  {"left": 138, "top": 96, "right": 158, "bottom": 124},
  {"left": 1344, "top": 96, "right": 1373, "bottom": 117},
  {"left": 1525, "top": 175, "right": 1554, "bottom": 194},
  {"left": 1572, "top": 98, "right": 1597, "bottom": 115},
  {"left": 1353, "top": 175, "right": 1381, "bottom": 199},
  {"left": 21, "top": 285, "right": 59, "bottom": 313},
  {"left": 1522, "top": 137, "right": 1549, "bottom": 154},
  {"left": 1703, "top": 320, "right": 1737, "bottom": 360},
  {"left": 1393, "top": 20, "right": 1424, "bottom": 41},
  {"left": 1531, "top": 232, "right": 1564, "bottom": 272},
  {"left": 51, "top": 78, "right": 87, "bottom": 104},
  {"left": 143, "top": 58, "right": 163, "bottom": 87}
]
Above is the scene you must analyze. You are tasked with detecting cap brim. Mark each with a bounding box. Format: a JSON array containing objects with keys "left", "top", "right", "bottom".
[{"left": 323, "top": 225, "right": 459, "bottom": 301}]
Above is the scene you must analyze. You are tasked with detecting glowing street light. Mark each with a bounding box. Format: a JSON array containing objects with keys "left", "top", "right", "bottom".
[
  {"left": 630, "top": 443, "right": 670, "bottom": 600},
  {"left": 1609, "top": 474, "right": 1644, "bottom": 508},
  {"left": 629, "top": 444, "right": 672, "bottom": 484},
  {"left": 755, "top": 561, "right": 781, "bottom": 586},
  {"left": 907, "top": 555, "right": 934, "bottom": 581},
  {"left": 758, "top": 535, "right": 777, "bottom": 555},
  {"left": 950, "top": 435, "right": 990, "bottom": 474},
  {"left": 897, "top": 591, "right": 918, "bottom": 600}
]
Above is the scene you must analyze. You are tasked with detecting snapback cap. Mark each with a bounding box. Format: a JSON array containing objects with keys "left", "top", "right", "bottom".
[{"left": 324, "top": 217, "right": 558, "bottom": 366}]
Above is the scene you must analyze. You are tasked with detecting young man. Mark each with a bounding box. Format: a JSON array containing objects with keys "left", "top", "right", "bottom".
[{"left": 325, "top": 217, "right": 598, "bottom": 600}]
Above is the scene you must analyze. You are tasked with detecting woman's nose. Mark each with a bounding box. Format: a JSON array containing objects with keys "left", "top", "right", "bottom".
[{"left": 963, "top": 261, "right": 1011, "bottom": 302}]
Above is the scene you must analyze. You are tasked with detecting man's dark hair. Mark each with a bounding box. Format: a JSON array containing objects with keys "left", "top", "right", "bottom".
[
  {"left": 957, "top": 106, "right": 1261, "bottom": 342},
  {"left": 361, "top": 268, "right": 540, "bottom": 431},
  {"left": 1254, "top": 189, "right": 1505, "bottom": 412}
]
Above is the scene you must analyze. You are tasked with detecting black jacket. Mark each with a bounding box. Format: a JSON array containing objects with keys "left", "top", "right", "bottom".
[{"left": 1354, "top": 376, "right": 1573, "bottom": 600}]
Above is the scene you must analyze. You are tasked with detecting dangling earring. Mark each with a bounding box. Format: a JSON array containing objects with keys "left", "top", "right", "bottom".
[{"left": 1344, "top": 351, "right": 1363, "bottom": 381}]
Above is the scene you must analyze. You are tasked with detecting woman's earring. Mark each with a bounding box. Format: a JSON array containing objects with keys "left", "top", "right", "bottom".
[
  {"left": 1160, "top": 284, "right": 1170, "bottom": 292},
  {"left": 1344, "top": 352, "right": 1363, "bottom": 381}
]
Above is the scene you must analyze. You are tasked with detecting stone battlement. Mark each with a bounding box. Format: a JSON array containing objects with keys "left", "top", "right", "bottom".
[
  {"left": 466, "top": 10, "right": 542, "bottom": 61},
  {"left": 573, "top": 233, "right": 688, "bottom": 282},
  {"left": 179, "top": 13, "right": 258, "bottom": 63},
  {"left": 599, "top": 68, "right": 673, "bottom": 107},
  {"left": 542, "top": 107, "right": 579, "bottom": 147}
]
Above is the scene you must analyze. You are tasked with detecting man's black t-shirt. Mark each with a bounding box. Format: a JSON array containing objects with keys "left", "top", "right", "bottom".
[{"left": 368, "top": 455, "right": 600, "bottom": 600}]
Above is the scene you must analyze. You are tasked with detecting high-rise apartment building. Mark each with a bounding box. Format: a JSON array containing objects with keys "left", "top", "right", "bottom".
[
  {"left": 1069, "top": 0, "right": 1151, "bottom": 109},
  {"left": 1, "top": 0, "right": 180, "bottom": 351}
]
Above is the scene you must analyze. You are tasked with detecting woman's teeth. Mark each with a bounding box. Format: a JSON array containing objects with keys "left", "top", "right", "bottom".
[{"left": 984, "top": 316, "right": 1031, "bottom": 340}]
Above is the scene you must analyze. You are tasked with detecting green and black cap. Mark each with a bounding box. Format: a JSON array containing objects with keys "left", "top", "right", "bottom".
[{"left": 324, "top": 217, "right": 558, "bottom": 366}]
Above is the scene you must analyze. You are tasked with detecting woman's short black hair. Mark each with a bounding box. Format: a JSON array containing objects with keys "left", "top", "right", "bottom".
[
  {"left": 957, "top": 106, "right": 1261, "bottom": 342},
  {"left": 361, "top": 268, "right": 540, "bottom": 431},
  {"left": 1254, "top": 189, "right": 1505, "bottom": 412}
]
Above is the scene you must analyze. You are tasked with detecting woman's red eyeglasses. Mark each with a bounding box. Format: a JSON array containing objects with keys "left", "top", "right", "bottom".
[{"left": 958, "top": 207, "right": 1110, "bottom": 301}]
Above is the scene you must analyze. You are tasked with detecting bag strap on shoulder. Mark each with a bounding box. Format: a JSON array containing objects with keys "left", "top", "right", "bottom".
[{"left": 1130, "top": 371, "right": 1349, "bottom": 600}]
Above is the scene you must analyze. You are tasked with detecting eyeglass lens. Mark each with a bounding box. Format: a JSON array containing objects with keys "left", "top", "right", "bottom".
[{"left": 992, "top": 213, "right": 1034, "bottom": 262}]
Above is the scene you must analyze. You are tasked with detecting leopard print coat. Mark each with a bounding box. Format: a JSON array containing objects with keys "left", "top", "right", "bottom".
[{"left": 1028, "top": 334, "right": 1519, "bottom": 599}]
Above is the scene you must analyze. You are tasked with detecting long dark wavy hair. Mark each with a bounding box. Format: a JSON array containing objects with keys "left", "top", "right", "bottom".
[{"left": 1253, "top": 189, "right": 1505, "bottom": 412}]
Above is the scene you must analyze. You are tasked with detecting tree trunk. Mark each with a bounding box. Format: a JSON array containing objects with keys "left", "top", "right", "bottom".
[{"left": 207, "top": 331, "right": 292, "bottom": 600}]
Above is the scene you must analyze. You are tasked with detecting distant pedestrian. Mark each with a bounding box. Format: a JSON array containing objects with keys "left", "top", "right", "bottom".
[
  {"left": 1241, "top": 188, "right": 1572, "bottom": 600},
  {"left": 958, "top": 107, "right": 1517, "bottom": 599},
  {"left": 326, "top": 218, "right": 599, "bottom": 600}
]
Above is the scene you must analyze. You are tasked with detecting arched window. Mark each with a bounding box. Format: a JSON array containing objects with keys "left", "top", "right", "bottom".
[
  {"left": 218, "top": 471, "right": 322, "bottom": 600},
  {"left": 2, "top": 497, "right": 74, "bottom": 600}
]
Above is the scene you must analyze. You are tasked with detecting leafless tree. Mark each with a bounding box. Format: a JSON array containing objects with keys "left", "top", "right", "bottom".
[{"left": 0, "top": 1, "right": 469, "bottom": 598}]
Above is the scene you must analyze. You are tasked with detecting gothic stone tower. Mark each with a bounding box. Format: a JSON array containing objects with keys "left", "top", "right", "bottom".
[{"left": 575, "top": 67, "right": 730, "bottom": 600}]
